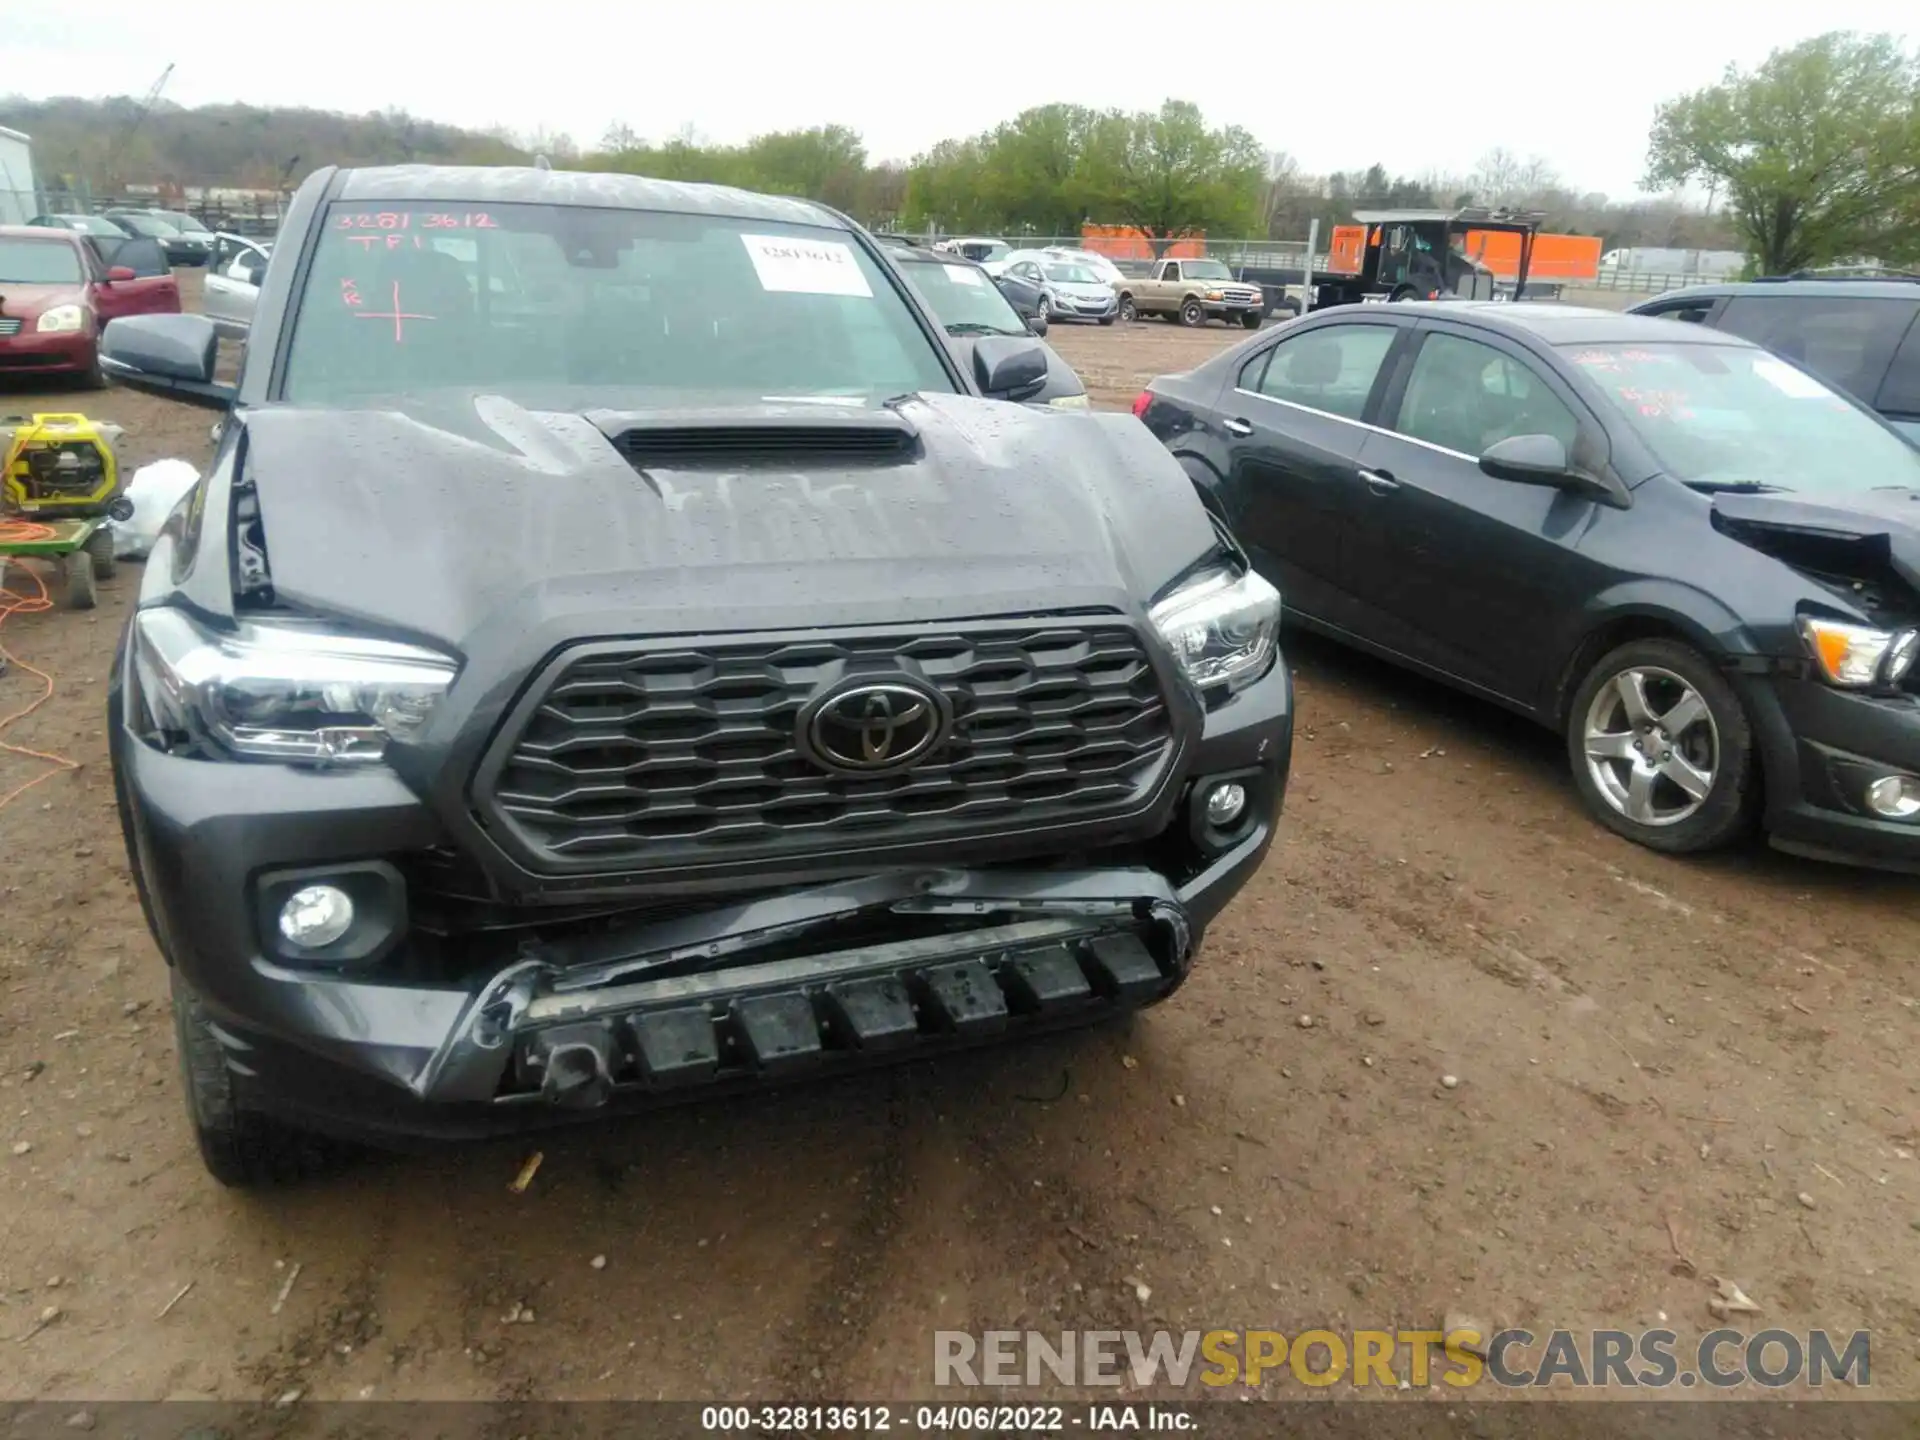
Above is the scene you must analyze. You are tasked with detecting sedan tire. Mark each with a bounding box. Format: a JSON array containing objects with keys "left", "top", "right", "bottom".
[{"left": 1565, "top": 638, "right": 1760, "bottom": 854}]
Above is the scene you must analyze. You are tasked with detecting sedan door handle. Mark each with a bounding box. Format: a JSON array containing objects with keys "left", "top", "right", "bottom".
[
  {"left": 1359, "top": 467, "right": 1400, "bottom": 494},
  {"left": 1223, "top": 417, "right": 1254, "bottom": 437}
]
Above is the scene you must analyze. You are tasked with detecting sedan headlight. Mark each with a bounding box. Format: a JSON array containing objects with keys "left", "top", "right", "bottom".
[
  {"left": 1149, "top": 568, "right": 1282, "bottom": 693},
  {"left": 37, "top": 304, "right": 87, "bottom": 334},
  {"left": 131, "top": 609, "right": 458, "bottom": 765},
  {"left": 1800, "top": 616, "right": 1919, "bottom": 688},
  {"left": 1047, "top": 394, "right": 1092, "bottom": 410}
]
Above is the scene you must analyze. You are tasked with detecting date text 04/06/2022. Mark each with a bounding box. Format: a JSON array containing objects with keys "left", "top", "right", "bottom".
[{"left": 697, "top": 1404, "right": 1194, "bottom": 1432}]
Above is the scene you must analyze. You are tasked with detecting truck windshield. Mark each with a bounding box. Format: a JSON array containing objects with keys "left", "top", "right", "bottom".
[
  {"left": 280, "top": 202, "right": 959, "bottom": 406},
  {"left": 1567, "top": 341, "right": 1920, "bottom": 494},
  {"left": 902, "top": 259, "right": 1028, "bottom": 336},
  {"left": 1182, "top": 260, "right": 1233, "bottom": 280},
  {"left": 0, "top": 238, "right": 83, "bottom": 284}
]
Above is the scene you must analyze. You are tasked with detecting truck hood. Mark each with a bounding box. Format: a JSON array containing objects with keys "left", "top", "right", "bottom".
[
  {"left": 1711, "top": 488, "right": 1920, "bottom": 615},
  {"left": 236, "top": 391, "right": 1219, "bottom": 654}
]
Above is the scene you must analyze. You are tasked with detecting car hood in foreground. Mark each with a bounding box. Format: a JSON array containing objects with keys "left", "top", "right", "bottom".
[
  {"left": 1711, "top": 488, "right": 1920, "bottom": 613},
  {"left": 235, "top": 391, "right": 1216, "bottom": 653}
]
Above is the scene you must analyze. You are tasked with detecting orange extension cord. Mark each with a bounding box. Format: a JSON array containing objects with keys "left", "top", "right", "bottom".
[{"left": 0, "top": 518, "right": 81, "bottom": 812}]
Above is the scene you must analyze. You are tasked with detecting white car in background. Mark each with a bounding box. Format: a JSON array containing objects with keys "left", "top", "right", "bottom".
[
  {"left": 202, "top": 232, "right": 272, "bottom": 335},
  {"left": 1038, "top": 246, "right": 1127, "bottom": 287},
  {"left": 939, "top": 236, "right": 1014, "bottom": 267}
]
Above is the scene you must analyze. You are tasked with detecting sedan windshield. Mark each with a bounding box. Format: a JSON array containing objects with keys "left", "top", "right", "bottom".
[
  {"left": 117, "top": 215, "right": 180, "bottom": 238},
  {"left": 0, "top": 238, "right": 84, "bottom": 285},
  {"left": 61, "top": 215, "right": 128, "bottom": 238},
  {"left": 281, "top": 202, "right": 958, "bottom": 406},
  {"left": 1183, "top": 260, "right": 1233, "bottom": 281},
  {"left": 1043, "top": 263, "right": 1100, "bottom": 285},
  {"left": 902, "top": 259, "right": 1027, "bottom": 336},
  {"left": 153, "top": 211, "right": 212, "bottom": 236},
  {"left": 1566, "top": 342, "right": 1920, "bottom": 494}
]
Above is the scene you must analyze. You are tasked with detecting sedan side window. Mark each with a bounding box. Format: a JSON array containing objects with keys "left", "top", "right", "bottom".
[
  {"left": 1871, "top": 313, "right": 1920, "bottom": 418},
  {"left": 1393, "top": 332, "right": 1580, "bottom": 457},
  {"left": 1715, "top": 295, "right": 1916, "bottom": 403},
  {"left": 1250, "top": 324, "right": 1397, "bottom": 421},
  {"left": 1645, "top": 300, "right": 1716, "bottom": 324}
]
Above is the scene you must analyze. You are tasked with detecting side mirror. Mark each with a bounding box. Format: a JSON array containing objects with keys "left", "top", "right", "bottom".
[
  {"left": 970, "top": 336, "right": 1048, "bottom": 398},
  {"left": 1479, "top": 433, "right": 1577, "bottom": 486},
  {"left": 99, "top": 313, "right": 236, "bottom": 410},
  {"left": 106, "top": 266, "right": 136, "bottom": 282}
]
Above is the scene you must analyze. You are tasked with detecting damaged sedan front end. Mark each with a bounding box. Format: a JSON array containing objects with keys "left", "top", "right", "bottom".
[{"left": 100, "top": 164, "right": 1293, "bottom": 1182}]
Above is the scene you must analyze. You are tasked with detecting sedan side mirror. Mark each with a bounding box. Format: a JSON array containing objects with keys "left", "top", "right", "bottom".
[
  {"left": 971, "top": 336, "right": 1048, "bottom": 398},
  {"left": 1479, "top": 433, "right": 1579, "bottom": 485},
  {"left": 1479, "top": 433, "right": 1626, "bottom": 506},
  {"left": 99, "top": 313, "right": 236, "bottom": 410}
]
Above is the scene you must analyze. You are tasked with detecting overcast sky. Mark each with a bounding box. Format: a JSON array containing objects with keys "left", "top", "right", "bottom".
[{"left": 6, "top": 1, "right": 1914, "bottom": 198}]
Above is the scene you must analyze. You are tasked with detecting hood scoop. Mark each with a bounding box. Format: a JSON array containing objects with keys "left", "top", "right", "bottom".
[{"left": 593, "top": 407, "right": 920, "bottom": 468}]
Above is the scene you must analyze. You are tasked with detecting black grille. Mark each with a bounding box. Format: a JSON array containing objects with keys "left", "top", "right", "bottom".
[
  {"left": 611, "top": 425, "right": 914, "bottom": 467},
  {"left": 479, "top": 622, "right": 1175, "bottom": 872}
]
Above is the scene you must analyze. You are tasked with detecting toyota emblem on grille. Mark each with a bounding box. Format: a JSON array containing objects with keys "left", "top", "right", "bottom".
[{"left": 800, "top": 679, "right": 951, "bottom": 775}]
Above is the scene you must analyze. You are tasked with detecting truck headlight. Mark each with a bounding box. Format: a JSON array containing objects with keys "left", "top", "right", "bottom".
[
  {"left": 37, "top": 304, "right": 87, "bottom": 334},
  {"left": 1149, "top": 568, "right": 1282, "bottom": 694},
  {"left": 1800, "top": 617, "right": 1918, "bottom": 688},
  {"left": 131, "top": 609, "right": 458, "bottom": 765}
]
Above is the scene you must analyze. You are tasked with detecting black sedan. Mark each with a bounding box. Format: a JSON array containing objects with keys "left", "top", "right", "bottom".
[{"left": 1136, "top": 302, "right": 1920, "bottom": 872}]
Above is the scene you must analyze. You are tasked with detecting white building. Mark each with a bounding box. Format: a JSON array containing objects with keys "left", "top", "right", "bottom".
[{"left": 0, "top": 126, "right": 37, "bottom": 225}]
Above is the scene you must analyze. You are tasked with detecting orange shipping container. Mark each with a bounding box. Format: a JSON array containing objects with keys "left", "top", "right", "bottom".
[
  {"left": 1323, "top": 224, "right": 1599, "bottom": 282},
  {"left": 1078, "top": 225, "right": 1207, "bottom": 260},
  {"left": 1458, "top": 230, "right": 1601, "bottom": 282}
]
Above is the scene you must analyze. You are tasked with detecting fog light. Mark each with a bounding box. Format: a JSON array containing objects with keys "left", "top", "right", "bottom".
[
  {"left": 1206, "top": 782, "right": 1248, "bottom": 827},
  {"left": 278, "top": 885, "right": 355, "bottom": 949},
  {"left": 1864, "top": 775, "right": 1920, "bottom": 820}
]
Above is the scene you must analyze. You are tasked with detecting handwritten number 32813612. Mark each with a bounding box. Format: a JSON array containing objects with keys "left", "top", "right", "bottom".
[{"left": 338, "top": 212, "right": 496, "bottom": 253}]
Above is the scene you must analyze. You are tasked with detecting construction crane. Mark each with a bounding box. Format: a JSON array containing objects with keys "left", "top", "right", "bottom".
[{"left": 101, "top": 62, "right": 175, "bottom": 187}]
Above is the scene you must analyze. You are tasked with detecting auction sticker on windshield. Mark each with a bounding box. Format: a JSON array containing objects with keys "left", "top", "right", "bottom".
[
  {"left": 740, "top": 234, "right": 872, "bottom": 297},
  {"left": 1751, "top": 356, "right": 1831, "bottom": 399},
  {"left": 943, "top": 264, "right": 984, "bottom": 287}
]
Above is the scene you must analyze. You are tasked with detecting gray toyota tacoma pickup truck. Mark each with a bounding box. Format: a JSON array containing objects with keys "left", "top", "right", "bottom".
[{"left": 99, "top": 164, "right": 1295, "bottom": 1186}]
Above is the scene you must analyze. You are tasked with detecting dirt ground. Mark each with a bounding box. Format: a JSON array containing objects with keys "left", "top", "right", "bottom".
[{"left": 1, "top": 285, "right": 1917, "bottom": 1406}]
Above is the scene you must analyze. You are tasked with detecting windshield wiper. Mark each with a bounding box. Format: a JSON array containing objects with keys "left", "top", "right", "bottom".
[
  {"left": 1683, "top": 480, "right": 1793, "bottom": 494},
  {"left": 944, "top": 321, "right": 1019, "bottom": 336}
]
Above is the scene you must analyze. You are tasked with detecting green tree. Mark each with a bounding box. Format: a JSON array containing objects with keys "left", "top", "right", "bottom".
[
  {"left": 978, "top": 104, "right": 1116, "bottom": 235},
  {"left": 1645, "top": 31, "right": 1920, "bottom": 273},
  {"left": 1105, "top": 101, "right": 1265, "bottom": 254},
  {"left": 901, "top": 136, "right": 999, "bottom": 233},
  {"left": 741, "top": 125, "right": 869, "bottom": 213}
]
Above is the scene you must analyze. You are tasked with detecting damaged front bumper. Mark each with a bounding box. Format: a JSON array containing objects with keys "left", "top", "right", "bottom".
[
  {"left": 420, "top": 867, "right": 1194, "bottom": 1113},
  {"left": 139, "top": 861, "right": 1236, "bottom": 1145},
  {"left": 1742, "top": 672, "right": 1920, "bottom": 873}
]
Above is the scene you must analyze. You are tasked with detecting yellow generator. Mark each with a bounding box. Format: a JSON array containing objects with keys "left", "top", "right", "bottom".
[{"left": 2, "top": 413, "right": 135, "bottom": 524}]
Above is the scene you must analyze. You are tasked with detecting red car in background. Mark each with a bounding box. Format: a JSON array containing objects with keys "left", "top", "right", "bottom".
[{"left": 0, "top": 226, "right": 181, "bottom": 386}]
